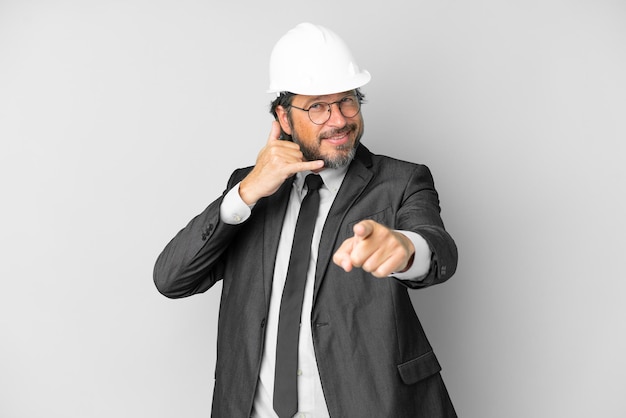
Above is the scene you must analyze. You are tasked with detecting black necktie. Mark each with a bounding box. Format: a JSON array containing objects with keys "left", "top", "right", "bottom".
[{"left": 274, "top": 174, "right": 324, "bottom": 418}]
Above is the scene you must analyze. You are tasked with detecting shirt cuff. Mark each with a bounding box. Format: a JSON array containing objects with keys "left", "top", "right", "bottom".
[
  {"left": 220, "top": 182, "right": 254, "bottom": 225},
  {"left": 392, "top": 230, "right": 432, "bottom": 282}
]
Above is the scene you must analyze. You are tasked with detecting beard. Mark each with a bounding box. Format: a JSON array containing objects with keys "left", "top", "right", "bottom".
[{"left": 292, "top": 122, "right": 362, "bottom": 169}]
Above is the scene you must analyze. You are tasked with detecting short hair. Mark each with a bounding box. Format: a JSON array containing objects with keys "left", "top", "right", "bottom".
[{"left": 269, "top": 92, "right": 296, "bottom": 120}]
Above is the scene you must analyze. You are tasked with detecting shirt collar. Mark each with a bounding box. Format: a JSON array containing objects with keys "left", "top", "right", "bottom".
[{"left": 294, "top": 164, "right": 349, "bottom": 195}]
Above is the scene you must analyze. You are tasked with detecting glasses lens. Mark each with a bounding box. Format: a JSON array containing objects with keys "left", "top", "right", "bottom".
[
  {"left": 308, "top": 104, "right": 329, "bottom": 124},
  {"left": 338, "top": 97, "right": 360, "bottom": 118}
]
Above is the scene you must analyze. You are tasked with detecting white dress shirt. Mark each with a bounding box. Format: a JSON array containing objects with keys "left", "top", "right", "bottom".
[{"left": 220, "top": 167, "right": 429, "bottom": 418}]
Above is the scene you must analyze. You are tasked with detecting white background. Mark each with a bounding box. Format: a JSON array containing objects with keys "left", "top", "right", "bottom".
[{"left": 1, "top": 1, "right": 625, "bottom": 417}]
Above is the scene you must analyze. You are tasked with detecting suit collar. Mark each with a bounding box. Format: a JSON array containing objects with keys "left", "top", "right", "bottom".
[
  {"left": 353, "top": 142, "right": 373, "bottom": 169},
  {"left": 262, "top": 178, "right": 293, "bottom": 306},
  {"left": 294, "top": 165, "right": 348, "bottom": 196},
  {"left": 313, "top": 143, "right": 374, "bottom": 302}
]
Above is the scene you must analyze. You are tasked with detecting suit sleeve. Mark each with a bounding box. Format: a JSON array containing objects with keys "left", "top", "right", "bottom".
[
  {"left": 153, "top": 168, "right": 250, "bottom": 298},
  {"left": 396, "top": 164, "right": 458, "bottom": 289}
]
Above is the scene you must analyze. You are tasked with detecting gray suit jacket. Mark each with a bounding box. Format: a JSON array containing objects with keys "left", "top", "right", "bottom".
[{"left": 154, "top": 144, "right": 458, "bottom": 417}]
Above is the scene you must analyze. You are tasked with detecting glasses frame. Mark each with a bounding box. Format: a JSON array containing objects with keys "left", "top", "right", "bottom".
[{"left": 289, "top": 95, "right": 362, "bottom": 125}]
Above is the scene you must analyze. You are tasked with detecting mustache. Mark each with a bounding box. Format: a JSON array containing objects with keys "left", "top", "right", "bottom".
[{"left": 319, "top": 123, "right": 357, "bottom": 140}]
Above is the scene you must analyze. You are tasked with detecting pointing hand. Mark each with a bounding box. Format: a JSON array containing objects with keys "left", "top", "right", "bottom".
[{"left": 333, "top": 220, "right": 415, "bottom": 278}]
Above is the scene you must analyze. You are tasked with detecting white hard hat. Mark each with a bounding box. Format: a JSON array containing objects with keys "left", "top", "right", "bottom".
[{"left": 267, "top": 23, "right": 371, "bottom": 96}]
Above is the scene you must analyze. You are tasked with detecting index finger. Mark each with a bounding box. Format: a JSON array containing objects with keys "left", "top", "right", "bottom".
[
  {"left": 286, "top": 159, "right": 325, "bottom": 175},
  {"left": 353, "top": 220, "right": 375, "bottom": 239}
]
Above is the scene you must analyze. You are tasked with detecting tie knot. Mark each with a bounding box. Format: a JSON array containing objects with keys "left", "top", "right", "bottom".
[{"left": 304, "top": 174, "right": 324, "bottom": 191}]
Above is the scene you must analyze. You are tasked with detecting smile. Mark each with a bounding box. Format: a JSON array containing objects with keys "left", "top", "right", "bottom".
[
  {"left": 322, "top": 133, "right": 350, "bottom": 146},
  {"left": 320, "top": 125, "right": 355, "bottom": 147}
]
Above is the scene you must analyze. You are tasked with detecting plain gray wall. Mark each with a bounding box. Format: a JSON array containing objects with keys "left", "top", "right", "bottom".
[{"left": 1, "top": 1, "right": 625, "bottom": 417}]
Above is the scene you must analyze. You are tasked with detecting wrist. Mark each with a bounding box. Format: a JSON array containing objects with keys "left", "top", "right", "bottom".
[
  {"left": 398, "top": 233, "right": 416, "bottom": 272},
  {"left": 238, "top": 177, "right": 259, "bottom": 206},
  {"left": 399, "top": 251, "right": 415, "bottom": 273}
]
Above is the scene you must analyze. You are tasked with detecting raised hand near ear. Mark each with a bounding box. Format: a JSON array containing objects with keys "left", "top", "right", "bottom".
[{"left": 239, "top": 121, "right": 324, "bottom": 205}]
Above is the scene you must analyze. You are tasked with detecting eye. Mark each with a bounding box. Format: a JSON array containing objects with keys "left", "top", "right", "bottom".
[
  {"left": 308, "top": 102, "right": 326, "bottom": 111},
  {"left": 341, "top": 96, "right": 356, "bottom": 104}
]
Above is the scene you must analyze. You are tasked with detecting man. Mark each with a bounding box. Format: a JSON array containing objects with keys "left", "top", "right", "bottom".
[{"left": 154, "top": 23, "right": 458, "bottom": 417}]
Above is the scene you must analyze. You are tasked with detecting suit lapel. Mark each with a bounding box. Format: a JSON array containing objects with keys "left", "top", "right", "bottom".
[
  {"left": 262, "top": 178, "right": 294, "bottom": 307},
  {"left": 313, "top": 145, "right": 374, "bottom": 302}
]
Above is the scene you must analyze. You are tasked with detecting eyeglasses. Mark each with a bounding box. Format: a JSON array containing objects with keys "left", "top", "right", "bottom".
[{"left": 290, "top": 95, "right": 361, "bottom": 125}]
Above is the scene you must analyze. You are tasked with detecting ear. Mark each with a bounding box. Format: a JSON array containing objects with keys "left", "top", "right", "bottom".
[{"left": 275, "top": 106, "right": 293, "bottom": 136}]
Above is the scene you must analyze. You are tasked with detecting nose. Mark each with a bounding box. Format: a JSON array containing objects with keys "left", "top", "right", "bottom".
[{"left": 325, "top": 102, "right": 347, "bottom": 127}]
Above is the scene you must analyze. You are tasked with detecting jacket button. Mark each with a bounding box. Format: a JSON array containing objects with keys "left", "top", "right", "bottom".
[
  {"left": 201, "top": 224, "right": 214, "bottom": 241},
  {"left": 260, "top": 318, "right": 266, "bottom": 328}
]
